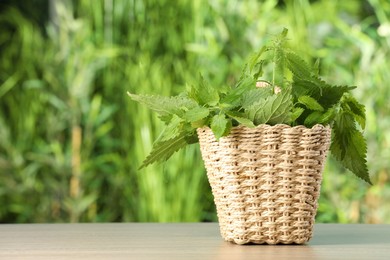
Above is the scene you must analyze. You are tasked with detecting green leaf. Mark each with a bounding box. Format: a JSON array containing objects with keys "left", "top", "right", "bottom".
[
  {"left": 249, "top": 46, "right": 268, "bottom": 73},
  {"left": 241, "top": 87, "right": 274, "bottom": 109},
  {"left": 291, "top": 77, "right": 323, "bottom": 98},
  {"left": 318, "top": 107, "right": 337, "bottom": 125},
  {"left": 330, "top": 111, "right": 371, "bottom": 184},
  {"left": 298, "top": 95, "right": 324, "bottom": 111},
  {"left": 155, "top": 115, "right": 183, "bottom": 143},
  {"left": 127, "top": 92, "right": 196, "bottom": 121},
  {"left": 342, "top": 94, "right": 366, "bottom": 130},
  {"left": 248, "top": 46, "right": 268, "bottom": 79},
  {"left": 245, "top": 88, "right": 292, "bottom": 125},
  {"left": 292, "top": 79, "right": 355, "bottom": 109},
  {"left": 272, "top": 36, "right": 287, "bottom": 87},
  {"left": 301, "top": 106, "right": 336, "bottom": 127},
  {"left": 211, "top": 113, "right": 229, "bottom": 139},
  {"left": 189, "top": 74, "right": 219, "bottom": 106},
  {"left": 224, "top": 118, "right": 233, "bottom": 136},
  {"left": 191, "top": 118, "right": 207, "bottom": 128},
  {"left": 139, "top": 132, "right": 194, "bottom": 169},
  {"left": 221, "top": 76, "right": 257, "bottom": 108},
  {"left": 252, "top": 60, "right": 266, "bottom": 80},
  {"left": 226, "top": 111, "right": 255, "bottom": 128},
  {"left": 304, "top": 111, "right": 323, "bottom": 127},
  {"left": 286, "top": 51, "right": 313, "bottom": 80},
  {"left": 319, "top": 85, "right": 356, "bottom": 108},
  {"left": 290, "top": 107, "right": 305, "bottom": 122},
  {"left": 183, "top": 106, "right": 209, "bottom": 122}
]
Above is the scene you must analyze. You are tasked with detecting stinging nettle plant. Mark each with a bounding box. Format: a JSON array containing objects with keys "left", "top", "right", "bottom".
[{"left": 128, "top": 28, "right": 371, "bottom": 185}]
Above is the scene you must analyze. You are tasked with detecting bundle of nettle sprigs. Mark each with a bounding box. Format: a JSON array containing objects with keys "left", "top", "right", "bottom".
[{"left": 128, "top": 29, "right": 371, "bottom": 184}]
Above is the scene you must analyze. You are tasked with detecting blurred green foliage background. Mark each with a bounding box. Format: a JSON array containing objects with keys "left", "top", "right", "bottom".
[{"left": 0, "top": 0, "right": 389, "bottom": 223}]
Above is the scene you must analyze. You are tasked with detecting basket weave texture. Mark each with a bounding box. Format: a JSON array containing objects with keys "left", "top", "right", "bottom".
[{"left": 197, "top": 124, "right": 331, "bottom": 245}]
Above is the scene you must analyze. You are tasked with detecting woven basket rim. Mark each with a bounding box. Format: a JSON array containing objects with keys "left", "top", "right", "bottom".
[{"left": 198, "top": 123, "right": 331, "bottom": 132}]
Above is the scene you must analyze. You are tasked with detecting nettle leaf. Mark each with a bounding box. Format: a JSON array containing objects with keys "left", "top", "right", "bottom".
[
  {"left": 342, "top": 94, "right": 366, "bottom": 130},
  {"left": 221, "top": 76, "right": 257, "bottom": 108},
  {"left": 252, "top": 60, "right": 266, "bottom": 80},
  {"left": 248, "top": 46, "right": 268, "bottom": 73},
  {"left": 298, "top": 95, "right": 324, "bottom": 111},
  {"left": 301, "top": 106, "right": 336, "bottom": 127},
  {"left": 127, "top": 92, "right": 196, "bottom": 120},
  {"left": 191, "top": 118, "right": 207, "bottom": 128},
  {"left": 189, "top": 74, "right": 219, "bottom": 106},
  {"left": 273, "top": 46, "right": 287, "bottom": 87},
  {"left": 318, "top": 107, "right": 337, "bottom": 125},
  {"left": 319, "top": 85, "right": 356, "bottom": 108},
  {"left": 292, "top": 78, "right": 356, "bottom": 109},
  {"left": 330, "top": 111, "right": 371, "bottom": 184},
  {"left": 224, "top": 118, "right": 233, "bottom": 137},
  {"left": 155, "top": 115, "right": 183, "bottom": 143},
  {"left": 304, "top": 111, "right": 323, "bottom": 127},
  {"left": 211, "top": 113, "right": 229, "bottom": 139},
  {"left": 292, "top": 77, "right": 322, "bottom": 98},
  {"left": 291, "top": 107, "right": 305, "bottom": 122},
  {"left": 183, "top": 106, "right": 210, "bottom": 122},
  {"left": 246, "top": 88, "right": 292, "bottom": 125},
  {"left": 226, "top": 111, "right": 255, "bottom": 128},
  {"left": 286, "top": 51, "right": 313, "bottom": 80},
  {"left": 139, "top": 132, "right": 195, "bottom": 169},
  {"left": 241, "top": 87, "right": 274, "bottom": 110},
  {"left": 242, "top": 45, "right": 271, "bottom": 80}
]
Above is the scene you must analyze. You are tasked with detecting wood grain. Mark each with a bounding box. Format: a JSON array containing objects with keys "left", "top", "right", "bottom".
[{"left": 0, "top": 223, "right": 389, "bottom": 259}]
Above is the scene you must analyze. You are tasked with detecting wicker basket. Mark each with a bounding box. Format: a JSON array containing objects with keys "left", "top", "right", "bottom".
[{"left": 197, "top": 124, "right": 331, "bottom": 245}]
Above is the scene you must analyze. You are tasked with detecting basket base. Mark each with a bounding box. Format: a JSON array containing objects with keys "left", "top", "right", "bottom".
[{"left": 220, "top": 227, "right": 313, "bottom": 245}]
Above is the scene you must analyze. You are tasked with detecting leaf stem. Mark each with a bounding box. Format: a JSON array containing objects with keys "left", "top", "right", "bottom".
[{"left": 272, "top": 47, "right": 276, "bottom": 88}]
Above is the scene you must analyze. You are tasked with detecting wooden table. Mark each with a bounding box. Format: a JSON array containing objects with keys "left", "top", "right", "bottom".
[{"left": 1, "top": 223, "right": 389, "bottom": 259}]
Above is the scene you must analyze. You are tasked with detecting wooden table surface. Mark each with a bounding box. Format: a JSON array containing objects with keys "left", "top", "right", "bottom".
[{"left": 0, "top": 223, "right": 389, "bottom": 259}]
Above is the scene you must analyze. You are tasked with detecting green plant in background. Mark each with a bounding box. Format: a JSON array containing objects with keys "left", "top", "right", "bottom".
[
  {"left": 1, "top": 0, "right": 390, "bottom": 224},
  {"left": 0, "top": 1, "right": 119, "bottom": 222},
  {"left": 1, "top": 0, "right": 212, "bottom": 223},
  {"left": 129, "top": 29, "right": 371, "bottom": 184}
]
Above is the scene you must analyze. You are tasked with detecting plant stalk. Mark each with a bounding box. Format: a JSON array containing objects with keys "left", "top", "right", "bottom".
[{"left": 70, "top": 124, "right": 82, "bottom": 222}]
